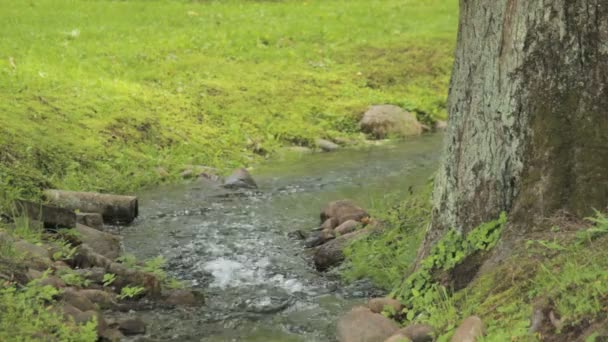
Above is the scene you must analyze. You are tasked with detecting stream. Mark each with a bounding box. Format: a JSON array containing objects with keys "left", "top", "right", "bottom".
[{"left": 121, "top": 134, "right": 443, "bottom": 341}]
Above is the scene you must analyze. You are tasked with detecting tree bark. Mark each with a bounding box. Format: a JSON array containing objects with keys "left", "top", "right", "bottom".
[{"left": 420, "top": 0, "right": 608, "bottom": 258}]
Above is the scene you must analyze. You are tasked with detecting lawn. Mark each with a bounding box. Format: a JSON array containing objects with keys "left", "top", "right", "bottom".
[{"left": 0, "top": 0, "right": 457, "bottom": 207}]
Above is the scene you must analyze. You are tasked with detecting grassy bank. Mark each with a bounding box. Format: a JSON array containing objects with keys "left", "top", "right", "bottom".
[
  {"left": 0, "top": 0, "right": 457, "bottom": 209},
  {"left": 344, "top": 189, "right": 608, "bottom": 340}
]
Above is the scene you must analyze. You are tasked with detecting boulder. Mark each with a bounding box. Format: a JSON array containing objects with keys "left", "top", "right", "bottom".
[
  {"left": 162, "top": 289, "right": 204, "bottom": 306},
  {"left": 14, "top": 240, "right": 53, "bottom": 270},
  {"left": 305, "top": 229, "right": 335, "bottom": 248},
  {"left": 321, "top": 200, "right": 369, "bottom": 226},
  {"left": 76, "top": 212, "right": 104, "bottom": 231},
  {"left": 75, "top": 224, "right": 122, "bottom": 260},
  {"left": 73, "top": 244, "right": 161, "bottom": 297},
  {"left": 73, "top": 266, "right": 106, "bottom": 284},
  {"left": 118, "top": 318, "right": 146, "bottom": 336},
  {"left": 359, "top": 105, "right": 422, "bottom": 139},
  {"left": 14, "top": 200, "right": 77, "bottom": 229},
  {"left": 450, "top": 316, "right": 484, "bottom": 342},
  {"left": 61, "top": 288, "right": 97, "bottom": 312},
  {"left": 180, "top": 169, "right": 195, "bottom": 179},
  {"left": 337, "top": 306, "right": 400, "bottom": 342},
  {"left": 335, "top": 220, "right": 360, "bottom": 235},
  {"left": 287, "top": 230, "right": 307, "bottom": 240},
  {"left": 39, "top": 275, "right": 66, "bottom": 289},
  {"left": 399, "top": 324, "right": 435, "bottom": 342},
  {"left": 43, "top": 189, "right": 138, "bottom": 225},
  {"left": 321, "top": 217, "right": 339, "bottom": 230},
  {"left": 316, "top": 138, "right": 339, "bottom": 152},
  {"left": 223, "top": 168, "right": 257, "bottom": 189},
  {"left": 368, "top": 297, "right": 403, "bottom": 315},
  {"left": 79, "top": 289, "right": 117, "bottom": 309},
  {"left": 314, "top": 229, "right": 369, "bottom": 271}
]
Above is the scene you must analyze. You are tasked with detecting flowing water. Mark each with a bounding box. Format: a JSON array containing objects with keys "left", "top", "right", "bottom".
[{"left": 121, "top": 134, "right": 443, "bottom": 341}]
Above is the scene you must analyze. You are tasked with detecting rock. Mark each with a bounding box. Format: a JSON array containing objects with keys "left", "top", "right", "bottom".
[
  {"left": 400, "top": 324, "right": 435, "bottom": 342},
  {"left": 43, "top": 189, "right": 138, "bottom": 225},
  {"left": 39, "top": 275, "right": 66, "bottom": 289},
  {"left": 450, "top": 316, "right": 484, "bottom": 342},
  {"left": 53, "top": 260, "right": 70, "bottom": 271},
  {"left": 75, "top": 224, "right": 122, "bottom": 260},
  {"left": 335, "top": 220, "right": 360, "bottom": 235},
  {"left": 434, "top": 120, "right": 448, "bottom": 131},
  {"left": 320, "top": 217, "right": 339, "bottom": 230},
  {"left": 337, "top": 306, "right": 400, "bottom": 342},
  {"left": 359, "top": 105, "right": 423, "bottom": 139},
  {"left": 384, "top": 334, "right": 411, "bottom": 342},
  {"left": 118, "top": 318, "right": 146, "bottom": 336},
  {"left": 223, "top": 168, "right": 257, "bottom": 189},
  {"left": 73, "top": 244, "right": 161, "bottom": 297},
  {"left": 321, "top": 200, "right": 369, "bottom": 226},
  {"left": 79, "top": 289, "right": 117, "bottom": 309},
  {"left": 76, "top": 212, "right": 104, "bottom": 230},
  {"left": 62, "top": 288, "right": 97, "bottom": 312},
  {"left": 26, "top": 269, "right": 43, "bottom": 281},
  {"left": 14, "top": 200, "right": 77, "bottom": 229},
  {"left": 163, "top": 289, "right": 204, "bottom": 306},
  {"left": 15, "top": 240, "right": 50, "bottom": 259},
  {"left": 314, "top": 229, "right": 370, "bottom": 271},
  {"left": 305, "top": 229, "right": 335, "bottom": 248},
  {"left": 100, "top": 328, "right": 124, "bottom": 342},
  {"left": 180, "top": 169, "right": 195, "bottom": 179},
  {"left": 316, "top": 138, "right": 339, "bottom": 152},
  {"left": 73, "top": 266, "right": 106, "bottom": 284},
  {"left": 287, "top": 230, "right": 307, "bottom": 240},
  {"left": 368, "top": 297, "right": 403, "bottom": 314},
  {"left": 14, "top": 240, "right": 53, "bottom": 270}
]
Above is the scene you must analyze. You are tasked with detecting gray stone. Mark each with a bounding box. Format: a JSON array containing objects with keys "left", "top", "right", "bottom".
[
  {"left": 450, "top": 316, "right": 484, "bottom": 342},
  {"left": 223, "top": 168, "right": 257, "bottom": 189},
  {"left": 76, "top": 212, "right": 104, "bottom": 230},
  {"left": 118, "top": 318, "right": 146, "bottom": 335},
  {"left": 321, "top": 200, "right": 369, "bottom": 226},
  {"left": 337, "top": 306, "right": 400, "bottom": 342},
  {"left": 75, "top": 224, "right": 122, "bottom": 260},
  {"left": 368, "top": 297, "right": 403, "bottom": 315},
  {"left": 335, "top": 220, "right": 360, "bottom": 235},
  {"left": 359, "top": 105, "right": 422, "bottom": 139},
  {"left": 399, "top": 324, "right": 435, "bottom": 342},
  {"left": 316, "top": 138, "right": 340, "bottom": 152}
]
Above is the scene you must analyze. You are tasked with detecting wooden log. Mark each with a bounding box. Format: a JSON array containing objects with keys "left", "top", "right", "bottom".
[
  {"left": 43, "top": 190, "right": 138, "bottom": 225},
  {"left": 14, "top": 200, "right": 77, "bottom": 228}
]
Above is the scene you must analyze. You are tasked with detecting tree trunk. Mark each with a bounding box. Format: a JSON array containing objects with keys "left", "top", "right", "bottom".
[{"left": 420, "top": 0, "right": 608, "bottom": 258}]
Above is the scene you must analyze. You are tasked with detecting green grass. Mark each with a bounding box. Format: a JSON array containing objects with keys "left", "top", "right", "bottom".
[
  {"left": 343, "top": 183, "right": 433, "bottom": 289},
  {"left": 0, "top": 0, "right": 457, "bottom": 208},
  {"left": 425, "top": 213, "right": 608, "bottom": 341}
]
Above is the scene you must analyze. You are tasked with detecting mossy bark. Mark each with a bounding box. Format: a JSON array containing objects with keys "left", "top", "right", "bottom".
[{"left": 420, "top": 0, "right": 608, "bottom": 260}]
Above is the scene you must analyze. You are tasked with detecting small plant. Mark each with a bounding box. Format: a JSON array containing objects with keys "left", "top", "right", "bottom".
[
  {"left": 102, "top": 273, "right": 116, "bottom": 287},
  {"left": 51, "top": 239, "right": 78, "bottom": 261},
  {"left": 58, "top": 269, "right": 90, "bottom": 288},
  {"left": 118, "top": 285, "right": 145, "bottom": 300},
  {"left": 116, "top": 254, "right": 138, "bottom": 268}
]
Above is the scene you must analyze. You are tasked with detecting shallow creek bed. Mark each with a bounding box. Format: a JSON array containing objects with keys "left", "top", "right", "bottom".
[{"left": 120, "top": 134, "right": 443, "bottom": 341}]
